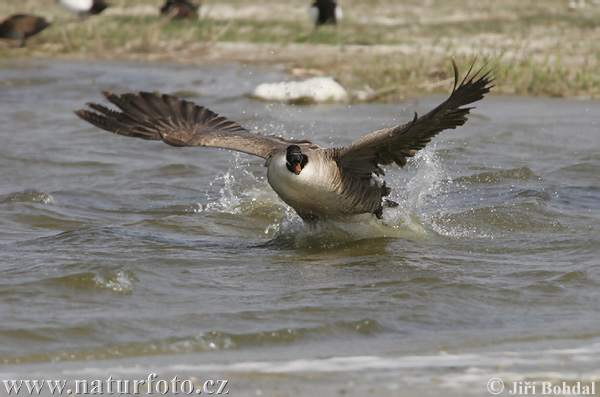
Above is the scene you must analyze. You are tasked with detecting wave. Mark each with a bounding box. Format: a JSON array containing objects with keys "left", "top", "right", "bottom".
[
  {"left": 2, "top": 319, "right": 382, "bottom": 364},
  {"left": 0, "top": 189, "right": 56, "bottom": 205},
  {"left": 16, "top": 269, "right": 138, "bottom": 295},
  {"left": 47, "top": 339, "right": 600, "bottom": 397},
  {"left": 453, "top": 166, "right": 539, "bottom": 184},
  {"left": 165, "top": 341, "right": 600, "bottom": 374}
]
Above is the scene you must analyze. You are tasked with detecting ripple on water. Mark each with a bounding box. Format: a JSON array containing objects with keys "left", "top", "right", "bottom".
[
  {"left": 2, "top": 318, "right": 383, "bottom": 364},
  {"left": 453, "top": 166, "right": 539, "bottom": 184},
  {"left": 0, "top": 189, "right": 56, "bottom": 205},
  {"left": 92, "top": 270, "right": 137, "bottom": 294},
  {"left": 431, "top": 203, "right": 566, "bottom": 237}
]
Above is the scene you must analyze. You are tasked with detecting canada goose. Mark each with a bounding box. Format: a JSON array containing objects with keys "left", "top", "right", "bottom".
[
  {"left": 58, "top": 0, "right": 109, "bottom": 18},
  {"left": 0, "top": 14, "right": 50, "bottom": 48},
  {"left": 74, "top": 61, "right": 493, "bottom": 222},
  {"left": 310, "top": 0, "right": 342, "bottom": 27},
  {"left": 160, "top": 0, "right": 200, "bottom": 20}
]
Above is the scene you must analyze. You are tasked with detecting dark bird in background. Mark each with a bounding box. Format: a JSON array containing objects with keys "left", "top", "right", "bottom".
[
  {"left": 0, "top": 14, "right": 51, "bottom": 48},
  {"left": 74, "top": 61, "right": 493, "bottom": 223},
  {"left": 310, "top": 0, "right": 342, "bottom": 27},
  {"left": 57, "top": 0, "right": 109, "bottom": 18},
  {"left": 90, "top": 0, "right": 109, "bottom": 15},
  {"left": 160, "top": 0, "right": 200, "bottom": 20}
]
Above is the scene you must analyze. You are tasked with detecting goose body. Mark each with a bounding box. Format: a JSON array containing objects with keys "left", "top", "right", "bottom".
[
  {"left": 267, "top": 150, "right": 381, "bottom": 221},
  {"left": 160, "top": 0, "right": 200, "bottom": 20},
  {"left": 58, "top": 0, "right": 108, "bottom": 17},
  {"left": 75, "top": 61, "right": 493, "bottom": 223},
  {"left": 59, "top": 0, "right": 92, "bottom": 15},
  {"left": 310, "top": 0, "right": 341, "bottom": 27},
  {"left": 0, "top": 14, "right": 50, "bottom": 48}
]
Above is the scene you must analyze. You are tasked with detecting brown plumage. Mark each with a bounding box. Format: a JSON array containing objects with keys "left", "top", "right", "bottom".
[
  {"left": 74, "top": 60, "right": 494, "bottom": 222},
  {"left": 0, "top": 14, "right": 51, "bottom": 48},
  {"left": 331, "top": 61, "right": 492, "bottom": 178},
  {"left": 160, "top": 0, "right": 199, "bottom": 20}
]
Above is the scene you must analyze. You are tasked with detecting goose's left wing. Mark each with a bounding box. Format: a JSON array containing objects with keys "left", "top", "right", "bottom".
[
  {"left": 326, "top": 60, "right": 494, "bottom": 177},
  {"left": 75, "top": 91, "right": 319, "bottom": 160}
]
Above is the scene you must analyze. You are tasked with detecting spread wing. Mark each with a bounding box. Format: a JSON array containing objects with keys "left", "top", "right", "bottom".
[
  {"left": 327, "top": 60, "right": 494, "bottom": 177},
  {"left": 74, "top": 91, "right": 319, "bottom": 160}
]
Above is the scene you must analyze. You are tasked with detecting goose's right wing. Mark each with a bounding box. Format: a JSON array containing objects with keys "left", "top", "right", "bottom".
[{"left": 74, "top": 91, "right": 318, "bottom": 160}]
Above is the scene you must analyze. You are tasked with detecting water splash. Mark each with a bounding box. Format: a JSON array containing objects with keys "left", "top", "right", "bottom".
[
  {"left": 198, "top": 153, "right": 280, "bottom": 217},
  {"left": 192, "top": 145, "right": 491, "bottom": 244},
  {"left": 204, "top": 167, "right": 241, "bottom": 214},
  {"left": 387, "top": 146, "right": 496, "bottom": 240},
  {"left": 93, "top": 270, "right": 137, "bottom": 295},
  {"left": 384, "top": 146, "right": 447, "bottom": 234}
]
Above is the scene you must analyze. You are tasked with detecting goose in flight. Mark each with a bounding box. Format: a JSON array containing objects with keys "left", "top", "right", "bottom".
[{"left": 75, "top": 61, "right": 493, "bottom": 222}]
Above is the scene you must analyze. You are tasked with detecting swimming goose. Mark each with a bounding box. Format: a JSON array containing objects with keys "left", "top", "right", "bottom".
[
  {"left": 0, "top": 14, "right": 51, "bottom": 48},
  {"left": 74, "top": 61, "right": 493, "bottom": 222},
  {"left": 310, "top": 0, "right": 342, "bottom": 27}
]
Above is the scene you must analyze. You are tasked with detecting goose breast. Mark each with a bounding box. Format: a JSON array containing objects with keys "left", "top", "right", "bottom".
[{"left": 267, "top": 151, "right": 381, "bottom": 220}]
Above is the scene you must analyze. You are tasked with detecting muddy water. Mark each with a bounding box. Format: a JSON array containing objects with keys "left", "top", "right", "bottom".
[{"left": 0, "top": 60, "right": 598, "bottom": 396}]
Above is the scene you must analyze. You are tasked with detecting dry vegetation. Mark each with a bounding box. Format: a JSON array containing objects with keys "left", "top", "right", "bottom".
[{"left": 1, "top": 0, "right": 599, "bottom": 99}]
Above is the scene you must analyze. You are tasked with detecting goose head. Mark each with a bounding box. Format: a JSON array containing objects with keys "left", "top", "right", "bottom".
[{"left": 285, "top": 145, "right": 308, "bottom": 175}]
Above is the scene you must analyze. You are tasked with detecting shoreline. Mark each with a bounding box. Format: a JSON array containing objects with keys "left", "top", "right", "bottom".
[{"left": 1, "top": 0, "right": 599, "bottom": 100}]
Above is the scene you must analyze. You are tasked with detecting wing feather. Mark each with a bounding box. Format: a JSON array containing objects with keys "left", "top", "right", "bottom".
[
  {"left": 327, "top": 60, "right": 494, "bottom": 177},
  {"left": 74, "top": 91, "right": 319, "bottom": 159}
]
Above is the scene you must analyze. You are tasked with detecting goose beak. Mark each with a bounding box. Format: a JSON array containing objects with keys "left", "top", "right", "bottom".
[
  {"left": 286, "top": 145, "right": 305, "bottom": 175},
  {"left": 288, "top": 152, "right": 303, "bottom": 175}
]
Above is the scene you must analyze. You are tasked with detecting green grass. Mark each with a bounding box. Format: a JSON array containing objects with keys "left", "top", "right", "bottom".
[{"left": 0, "top": 0, "right": 598, "bottom": 99}]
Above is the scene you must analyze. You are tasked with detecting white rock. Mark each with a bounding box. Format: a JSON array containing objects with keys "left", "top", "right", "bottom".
[{"left": 252, "top": 77, "right": 348, "bottom": 103}]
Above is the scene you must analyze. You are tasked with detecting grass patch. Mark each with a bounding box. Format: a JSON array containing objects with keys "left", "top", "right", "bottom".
[{"left": 0, "top": 0, "right": 598, "bottom": 98}]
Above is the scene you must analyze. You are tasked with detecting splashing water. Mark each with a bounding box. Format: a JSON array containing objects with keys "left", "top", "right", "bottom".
[
  {"left": 192, "top": 144, "right": 486, "bottom": 246},
  {"left": 382, "top": 145, "right": 446, "bottom": 236},
  {"left": 200, "top": 153, "right": 281, "bottom": 216},
  {"left": 370, "top": 144, "right": 491, "bottom": 240},
  {"left": 389, "top": 145, "right": 492, "bottom": 239},
  {"left": 93, "top": 270, "right": 137, "bottom": 295},
  {"left": 0, "top": 189, "right": 56, "bottom": 205}
]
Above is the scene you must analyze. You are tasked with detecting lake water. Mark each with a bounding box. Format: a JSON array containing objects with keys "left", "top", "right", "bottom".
[{"left": 0, "top": 60, "right": 598, "bottom": 396}]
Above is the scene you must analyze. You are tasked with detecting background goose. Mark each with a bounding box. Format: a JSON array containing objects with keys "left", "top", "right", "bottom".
[
  {"left": 58, "top": 0, "right": 109, "bottom": 18},
  {"left": 0, "top": 14, "right": 50, "bottom": 48},
  {"left": 160, "top": 0, "right": 200, "bottom": 20},
  {"left": 75, "top": 61, "right": 493, "bottom": 222},
  {"left": 310, "top": 0, "right": 342, "bottom": 27}
]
